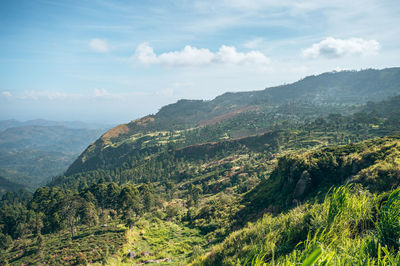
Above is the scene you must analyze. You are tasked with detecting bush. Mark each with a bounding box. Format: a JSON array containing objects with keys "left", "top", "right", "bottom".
[
  {"left": 0, "top": 233, "right": 12, "bottom": 250},
  {"left": 76, "top": 252, "right": 88, "bottom": 265}
]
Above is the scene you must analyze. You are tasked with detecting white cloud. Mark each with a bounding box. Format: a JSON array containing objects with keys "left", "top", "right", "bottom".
[
  {"left": 243, "top": 38, "right": 264, "bottom": 49},
  {"left": 194, "top": 0, "right": 327, "bottom": 16},
  {"left": 156, "top": 88, "right": 175, "bottom": 98},
  {"left": 159, "top": 46, "right": 214, "bottom": 66},
  {"left": 302, "top": 37, "right": 380, "bottom": 59},
  {"left": 17, "top": 90, "right": 84, "bottom": 100},
  {"left": 89, "top": 38, "right": 110, "bottom": 53},
  {"left": 7, "top": 89, "right": 151, "bottom": 102},
  {"left": 216, "top": 45, "right": 270, "bottom": 64},
  {"left": 134, "top": 43, "right": 214, "bottom": 66},
  {"left": 133, "top": 43, "right": 270, "bottom": 67},
  {"left": 134, "top": 42, "right": 158, "bottom": 64},
  {"left": 93, "top": 88, "right": 112, "bottom": 97},
  {"left": 221, "top": 0, "right": 301, "bottom": 11},
  {"left": 1, "top": 91, "right": 12, "bottom": 97}
]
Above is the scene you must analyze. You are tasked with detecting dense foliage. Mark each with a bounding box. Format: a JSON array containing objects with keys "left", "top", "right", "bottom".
[{"left": 1, "top": 68, "right": 400, "bottom": 264}]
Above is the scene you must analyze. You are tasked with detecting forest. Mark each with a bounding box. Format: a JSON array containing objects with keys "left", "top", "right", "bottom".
[{"left": 1, "top": 68, "right": 400, "bottom": 265}]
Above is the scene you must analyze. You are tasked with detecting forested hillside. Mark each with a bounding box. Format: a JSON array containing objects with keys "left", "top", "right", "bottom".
[
  {"left": 66, "top": 68, "right": 400, "bottom": 176},
  {"left": 1, "top": 68, "right": 400, "bottom": 265},
  {"left": 0, "top": 176, "right": 25, "bottom": 197},
  {"left": 0, "top": 122, "right": 107, "bottom": 189}
]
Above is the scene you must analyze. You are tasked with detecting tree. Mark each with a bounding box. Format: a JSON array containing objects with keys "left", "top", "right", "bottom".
[
  {"left": 90, "top": 183, "right": 108, "bottom": 223},
  {"left": 106, "top": 182, "right": 120, "bottom": 209},
  {"left": 0, "top": 233, "right": 12, "bottom": 250},
  {"left": 164, "top": 181, "right": 175, "bottom": 199},
  {"left": 187, "top": 184, "right": 202, "bottom": 207},
  {"left": 33, "top": 212, "right": 44, "bottom": 236},
  {"left": 191, "top": 186, "right": 202, "bottom": 207},
  {"left": 36, "top": 234, "right": 43, "bottom": 256},
  {"left": 140, "top": 184, "right": 155, "bottom": 212},
  {"left": 118, "top": 185, "right": 141, "bottom": 216},
  {"left": 58, "top": 196, "right": 83, "bottom": 238},
  {"left": 79, "top": 202, "right": 98, "bottom": 228}
]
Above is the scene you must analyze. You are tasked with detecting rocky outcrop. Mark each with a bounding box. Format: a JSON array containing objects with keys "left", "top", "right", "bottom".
[{"left": 293, "top": 170, "right": 311, "bottom": 200}]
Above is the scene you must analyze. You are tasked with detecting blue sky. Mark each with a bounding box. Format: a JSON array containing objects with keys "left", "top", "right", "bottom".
[{"left": 1, "top": 0, "right": 399, "bottom": 123}]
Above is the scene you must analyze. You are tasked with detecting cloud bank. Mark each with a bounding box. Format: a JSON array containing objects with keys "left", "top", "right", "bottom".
[
  {"left": 134, "top": 43, "right": 270, "bottom": 67},
  {"left": 89, "top": 38, "right": 110, "bottom": 53},
  {"left": 302, "top": 37, "right": 380, "bottom": 59},
  {"left": 0, "top": 88, "right": 168, "bottom": 102},
  {"left": 1, "top": 91, "right": 12, "bottom": 97}
]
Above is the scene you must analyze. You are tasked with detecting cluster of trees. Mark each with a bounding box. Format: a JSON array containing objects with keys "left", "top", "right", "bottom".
[{"left": 0, "top": 180, "right": 158, "bottom": 248}]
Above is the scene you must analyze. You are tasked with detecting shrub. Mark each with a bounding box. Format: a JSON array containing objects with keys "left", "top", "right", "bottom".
[{"left": 0, "top": 233, "right": 12, "bottom": 250}]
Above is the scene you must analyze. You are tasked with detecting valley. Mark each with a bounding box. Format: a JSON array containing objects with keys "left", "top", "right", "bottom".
[
  {"left": 0, "top": 120, "right": 110, "bottom": 193},
  {"left": 1, "top": 68, "right": 400, "bottom": 265}
]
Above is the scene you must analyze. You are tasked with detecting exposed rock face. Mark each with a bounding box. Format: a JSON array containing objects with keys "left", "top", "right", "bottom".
[
  {"left": 288, "top": 162, "right": 297, "bottom": 184},
  {"left": 101, "top": 124, "right": 130, "bottom": 142},
  {"left": 293, "top": 170, "right": 311, "bottom": 200}
]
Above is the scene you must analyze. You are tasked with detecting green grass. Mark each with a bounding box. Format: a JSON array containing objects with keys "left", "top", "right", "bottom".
[
  {"left": 192, "top": 185, "right": 400, "bottom": 265},
  {"left": 2, "top": 221, "right": 126, "bottom": 265},
  {"left": 378, "top": 187, "right": 400, "bottom": 249},
  {"left": 105, "top": 215, "right": 207, "bottom": 265}
]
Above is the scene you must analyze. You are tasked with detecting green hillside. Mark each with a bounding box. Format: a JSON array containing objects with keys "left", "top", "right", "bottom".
[
  {"left": 0, "top": 176, "right": 25, "bottom": 197},
  {"left": 1, "top": 68, "right": 400, "bottom": 265},
  {"left": 193, "top": 136, "right": 400, "bottom": 265},
  {"left": 0, "top": 125, "right": 105, "bottom": 153},
  {"left": 66, "top": 68, "right": 400, "bottom": 176}
]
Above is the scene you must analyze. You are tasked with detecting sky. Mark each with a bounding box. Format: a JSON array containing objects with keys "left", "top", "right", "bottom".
[{"left": 1, "top": 0, "right": 399, "bottom": 124}]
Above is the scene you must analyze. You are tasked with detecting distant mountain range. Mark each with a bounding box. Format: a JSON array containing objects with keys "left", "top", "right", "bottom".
[
  {"left": 0, "top": 119, "right": 112, "bottom": 133},
  {"left": 0, "top": 120, "right": 112, "bottom": 191}
]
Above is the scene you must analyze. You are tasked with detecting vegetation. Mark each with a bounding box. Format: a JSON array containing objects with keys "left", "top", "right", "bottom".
[
  {"left": 1, "top": 222, "right": 125, "bottom": 265},
  {"left": 0, "top": 123, "right": 106, "bottom": 188},
  {"left": 1, "top": 68, "right": 400, "bottom": 265},
  {"left": 0, "top": 176, "right": 26, "bottom": 197},
  {"left": 106, "top": 215, "right": 206, "bottom": 265},
  {"left": 193, "top": 185, "right": 400, "bottom": 265}
]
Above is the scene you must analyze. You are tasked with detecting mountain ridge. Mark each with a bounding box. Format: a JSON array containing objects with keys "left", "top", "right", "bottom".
[
  {"left": 65, "top": 67, "right": 400, "bottom": 177},
  {"left": 0, "top": 119, "right": 113, "bottom": 133}
]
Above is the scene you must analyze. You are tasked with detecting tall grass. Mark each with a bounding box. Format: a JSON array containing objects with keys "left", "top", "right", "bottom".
[
  {"left": 194, "top": 185, "right": 400, "bottom": 265},
  {"left": 377, "top": 187, "right": 400, "bottom": 249}
]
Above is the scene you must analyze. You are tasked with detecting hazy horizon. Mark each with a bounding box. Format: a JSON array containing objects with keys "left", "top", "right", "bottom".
[
  {"left": 1, "top": 67, "right": 399, "bottom": 124},
  {"left": 1, "top": 0, "right": 400, "bottom": 123}
]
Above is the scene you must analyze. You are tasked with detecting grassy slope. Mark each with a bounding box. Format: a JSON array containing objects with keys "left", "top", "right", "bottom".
[
  {"left": 104, "top": 216, "right": 206, "bottom": 265},
  {"left": 235, "top": 135, "right": 400, "bottom": 224},
  {"left": 193, "top": 136, "right": 400, "bottom": 265},
  {"left": 2, "top": 221, "right": 125, "bottom": 265}
]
